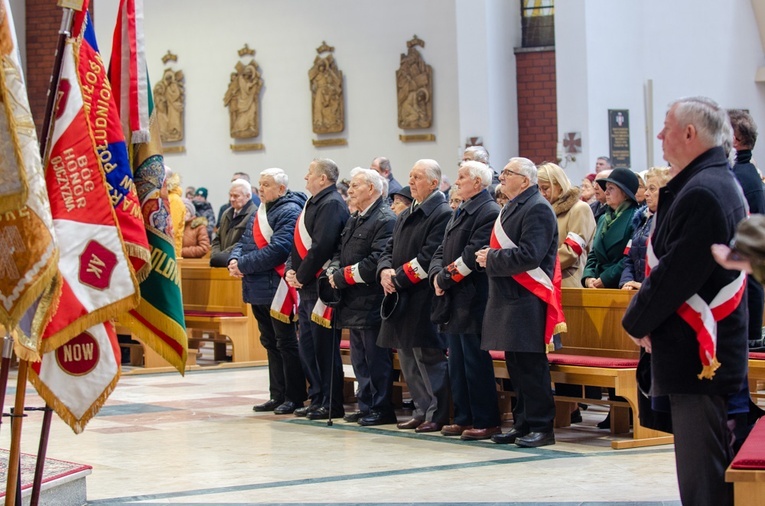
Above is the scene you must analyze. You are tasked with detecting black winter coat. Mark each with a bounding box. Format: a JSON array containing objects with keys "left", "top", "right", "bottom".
[
  {"left": 377, "top": 191, "right": 451, "bottom": 349},
  {"left": 429, "top": 189, "right": 500, "bottom": 334},
  {"left": 229, "top": 191, "right": 307, "bottom": 306},
  {"left": 329, "top": 197, "right": 396, "bottom": 329},
  {"left": 480, "top": 186, "right": 558, "bottom": 353},
  {"left": 732, "top": 149, "right": 765, "bottom": 214},
  {"left": 288, "top": 184, "right": 350, "bottom": 289},
  {"left": 622, "top": 147, "right": 748, "bottom": 396}
]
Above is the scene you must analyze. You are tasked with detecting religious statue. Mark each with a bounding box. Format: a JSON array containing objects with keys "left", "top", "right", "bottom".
[
  {"left": 396, "top": 36, "right": 433, "bottom": 129},
  {"left": 309, "top": 41, "right": 344, "bottom": 134},
  {"left": 154, "top": 56, "right": 185, "bottom": 143},
  {"left": 223, "top": 45, "right": 263, "bottom": 139}
]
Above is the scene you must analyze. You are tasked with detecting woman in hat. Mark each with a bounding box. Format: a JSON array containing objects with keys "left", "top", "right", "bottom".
[
  {"left": 181, "top": 198, "right": 210, "bottom": 259},
  {"left": 581, "top": 168, "right": 641, "bottom": 289}
]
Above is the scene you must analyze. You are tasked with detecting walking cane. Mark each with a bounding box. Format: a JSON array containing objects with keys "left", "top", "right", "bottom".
[{"left": 326, "top": 320, "right": 338, "bottom": 427}]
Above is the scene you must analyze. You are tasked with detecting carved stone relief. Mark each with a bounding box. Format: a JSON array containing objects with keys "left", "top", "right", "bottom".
[
  {"left": 309, "top": 41, "right": 344, "bottom": 134},
  {"left": 396, "top": 35, "right": 433, "bottom": 130},
  {"left": 154, "top": 51, "right": 185, "bottom": 143},
  {"left": 223, "top": 44, "right": 263, "bottom": 139}
]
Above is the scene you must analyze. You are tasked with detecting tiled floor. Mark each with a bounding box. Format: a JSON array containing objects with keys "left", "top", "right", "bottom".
[{"left": 1, "top": 365, "right": 686, "bottom": 505}]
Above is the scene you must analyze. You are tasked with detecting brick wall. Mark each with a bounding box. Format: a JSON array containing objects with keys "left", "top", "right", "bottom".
[
  {"left": 515, "top": 48, "right": 557, "bottom": 164},
  {"left": 25, "top": 0, "right": 61, "bottom": 137}
]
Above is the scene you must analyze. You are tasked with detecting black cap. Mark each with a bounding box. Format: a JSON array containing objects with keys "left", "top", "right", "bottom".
[
  {"left": 596, "top": 168, "right": 639, "bottom": 203},
  {"left": 318, "top": 274, "right": 342, "bottom": 308},
  {"left": 380, "top": 291, "right": 407, "bottom": 321},
  {"left": 390, "top": 186, "right": 413, "bottom": 203}
]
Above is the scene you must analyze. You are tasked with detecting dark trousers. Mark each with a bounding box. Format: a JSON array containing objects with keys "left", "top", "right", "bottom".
[
  {"left": 297, "top": 289, "right": 343, "bottom": 411},
  {"left": 349, "top": 327, "right": 394, "bottom": 413},
  {"left": 446, "top": 333, "right": 500, "bottom": 428},
  {"left": 504, "top": 351, "right": 555, "bottom": 433},
  {"left": 251, "top": 304, "right": 306, "bottom": 404},
  {"left": 669, "top": 394, "right": 733, "bottom": 506}
]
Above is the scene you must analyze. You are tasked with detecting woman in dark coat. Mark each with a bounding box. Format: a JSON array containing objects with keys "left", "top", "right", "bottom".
[{"left": 582, "top": 168, "right": 640, "bottom": 289}]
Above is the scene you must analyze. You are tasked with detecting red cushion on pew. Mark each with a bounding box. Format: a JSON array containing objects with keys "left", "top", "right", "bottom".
[
  {"left": 489, "top": 350, "right": 504, "bottom": 361},
  {"left": 548, "top": 353, "right": 638, "bottom": 368},
  {"left": 731, "top": 418, "right": 765, "bottom": 470},
  {"left": 339, "top": 340, "right": 350, "bottom": 350},
  {"left": 750, "top": 352, "right": 765, "bottom": 360},
  {"left": 184, "top": 310, "right": 244, "bottom": 317}
]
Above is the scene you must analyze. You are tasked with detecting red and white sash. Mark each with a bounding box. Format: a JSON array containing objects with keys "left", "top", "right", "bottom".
[
  {"left": 293, "top": 205, "right": 333, "bottom": 328},
  {"left": 489, "top": 213, "right": 566, "bottom": 348},
  {"left": 252, "top": 204, "right": 298, "bottom": 323},
  {"left": 645, "top": 238, "right": 746, "bottom": 379}
]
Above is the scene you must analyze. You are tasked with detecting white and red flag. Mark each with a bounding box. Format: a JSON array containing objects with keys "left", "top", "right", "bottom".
[
  {"left": 40, "top": 38, "right": 139, "bottom": 352},
  {"left": 29, "top": 321, "right": 120, "bottom": 434},
  {"left": 294, "top": 207, "right": 333, "bottom": 328}
]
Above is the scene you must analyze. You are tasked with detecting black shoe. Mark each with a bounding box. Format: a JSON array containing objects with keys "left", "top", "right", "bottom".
[
  {"left": 490, "top": 427, "right": 528, "bottom": 445},
  {"left": 294, "top": 404, "right": 320, "bottom": 417},
  {"left": 402, "top": 399, "right": 415, "bottom": 410},
  {"left": 358, "top": 410, "right": 398, "bottom": 426},
  {"left": 597, "top": 413, "right": 611, "bottom": 430},
  {"left": 273, "top": 401, "right": 298, "bottom": 415},
  {"left": 343, "top": 410, "right": 368, "bottom": 423},
  {"left": 570, "top": 409, "right": 583, "bottom": 424},
  {"left": 515, "top": 431, "right": 555, "bottom": 448},
  {"left": 306, "top": 406, "right": 344, "bottom": 420},
  {"left": 253, "top": 399, "right": 282, "bottom": 412}
]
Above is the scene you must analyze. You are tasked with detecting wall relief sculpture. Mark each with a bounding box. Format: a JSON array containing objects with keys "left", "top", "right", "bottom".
[
  {"left": 309, "top": 41, "right": 344, "bottom": 135},
  {"left": 154, "top": 51, "right": 185, "bottom": 143},
  {"left": 396, "top": 35, "right": 433, "bottom": 130},
  {"left": 224, "top": 44, "right": 263, "bottom": 139}
]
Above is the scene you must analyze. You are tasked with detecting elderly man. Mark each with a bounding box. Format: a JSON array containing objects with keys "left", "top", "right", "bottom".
[
  {"left": 371, "top": 157, "right": 402, "bottom": 203},
  {"left": 327, "top": 168, "right": 397, "bottom": 426},
  {"left": 430, "top": 161, "right": 501, "bottom": 440},
  {"left": 623, "top": 97, "right": 749, "bottom": 506},
  {"left": 462, "top": 145, "right": 500, "bottom": 185},
  {"left": 210, "top": 178, "right": 258, "bottom": 267},
  {"left": 378, "top": 159, "right": 452, "bottom": 433},
  {"left": 286, "top": 159, "right": 350, "bottom": 420},
  {"left": 589, "top": 167, "right": 612, "bottom": 222},
  {"left": 217, "top": 171, "right": 261, "bottom": 230},
  {"left": 477, "top": 157, "right": 563, "bottom": 448},
  {"left": 228, "top": 169, "right": 307, "bottom": 414}
]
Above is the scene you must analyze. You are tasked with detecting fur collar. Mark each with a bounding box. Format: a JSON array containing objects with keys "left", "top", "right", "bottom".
[{"left": 552, "top": 187, "right": 581, "bottom": 216}]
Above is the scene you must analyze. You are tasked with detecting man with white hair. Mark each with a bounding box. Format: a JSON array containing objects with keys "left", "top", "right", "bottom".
[
  {"left": 378, "top": 159, "right": 452, "bottom": 433},
  {"left": 477, "top": 157, "right": 563, "bottom": 448},
  {"left": 430, "top": 161, "right": 502, "bottom": 440},
  {"left": 327, "top": 168, "right": 397, "bottom": 426},
  {"left": 623, "top": 97, "right": 749, "bottom": 505},
  {"left": 462, "top": 145, "right": 500, "bottom": 185},
  {"left": 210, "top": 178, "right": 257, "bottom": 267},
  {"left": 229, "top": 168, "right": 308, "bottom": 414}
]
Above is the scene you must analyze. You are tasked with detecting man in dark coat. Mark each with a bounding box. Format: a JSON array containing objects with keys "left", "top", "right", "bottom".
[
  {"left": 623, "top": 97, "right": 749, "bottom": 506},
  {"left": 328, "top": 168, "right": 397, "bottom": 426},
  {"left": 430, "top": 160, "right": 501, "bottom": 440},
  {"left": 228, "top": 169, "right": 307, "bottom": 414},
  {"left": 729, "top": 109, "right": 765, "bottom": 350},
  {"left": 286, "top": 158, "right": 350, "bottom": 420},
  {"left": 210, "top": 178, "right": 257, "bottom": 267},
  {"left": 477, "top": 157, "right": 560, "bottom": 448},
  {"left": 378, "top": 159, "right": 451, "bottom": 433},
  {"left": 371, "top": 156, "right": 402, "bottom": 204}
]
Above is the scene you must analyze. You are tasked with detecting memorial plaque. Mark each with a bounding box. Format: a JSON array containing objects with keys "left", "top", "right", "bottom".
[{"left": 608, "top": 109, "right": 630, "bottom": 168}]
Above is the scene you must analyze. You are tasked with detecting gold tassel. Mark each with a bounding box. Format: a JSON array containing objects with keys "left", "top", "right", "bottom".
[
  {"left": 270, "top": 310, "right": 292, "bottom": 324},
  {"left": 310, "top": 313, "right": 332, "bottom": 329},
  {"left": 697, "top": 357, "right": 721, "bottom": 380}
]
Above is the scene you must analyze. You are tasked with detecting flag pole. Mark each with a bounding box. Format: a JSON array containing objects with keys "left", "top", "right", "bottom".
[
  {"left": 0, "top": 336, "right": 14, "bottom": 437},
  {"left": 4, "top": 2, "right": 85, "bottom": 503},
  {"left": 29, "top": 406, "right": 53, "bottom": 506}
]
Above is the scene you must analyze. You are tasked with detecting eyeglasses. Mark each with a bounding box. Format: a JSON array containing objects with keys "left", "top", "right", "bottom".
[{"left": 501, "top": 169, "right": 525, "bottom": 178}]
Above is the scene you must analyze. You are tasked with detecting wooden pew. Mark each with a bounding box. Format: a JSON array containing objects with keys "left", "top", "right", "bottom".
[
  {"left": 750, "top": 352, "right": 765, "bottom": 401},
  {"left": 179, "top": 259, "right": 266, "bottom": 364},
  {"left": 726, "top": 417, "right": 765, "bottom": 505}
]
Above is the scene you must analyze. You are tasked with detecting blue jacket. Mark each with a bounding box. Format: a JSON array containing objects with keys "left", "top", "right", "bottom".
[
  {"left": 619, "top": 206, "right": 651, "bottom": 287},
  {"left": 230, "top": 191, "right": 307, "bottom": 306}
]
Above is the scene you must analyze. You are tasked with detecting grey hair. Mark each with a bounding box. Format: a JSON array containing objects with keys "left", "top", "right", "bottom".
[
  {"left": 669, "top": 96, "right": 729, "bottom": 148},
  {"left": 230, "top": 178, "right": 252, "bottom": 196},
  {"left": 460, "top": 160, "right": 492, "bottom": 188},
  {"left": 260, "top": 168, "right": 289, "bottom": 188},
  {"left": 508, "top": 157, "right": 538, "bottom": 185},
  {"left": 415, "top": 159, "right": 442, "bottom": 184},
  {"left": 232, "top": 171, "right": 250, "bottom": 182},
  {"left": 312, "top": 158, "right": 339, "bottom": 183},
  {"left": 350, "top": 167, "right": 384, "bottom": 194},
  {"left": 374, "top": 156, "right": 392, "bottom": 174},
  {"left": 380, "top": 176, "right": 389, "bottom": 198},
  {"left": 464, "top": 146, "right": 490, "bottom": 164}
]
